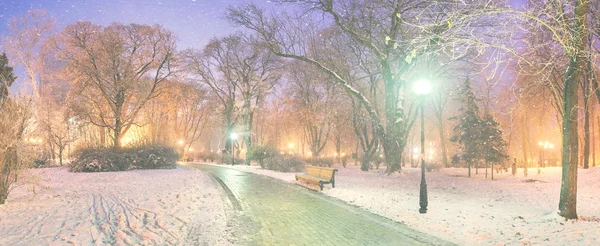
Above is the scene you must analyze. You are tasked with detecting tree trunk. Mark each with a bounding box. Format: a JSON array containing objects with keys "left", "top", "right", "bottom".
[
  {"left": 114, "top": 120, "right": 122, "bottom": 149},
  {"left": 521, "top": 109, "right": 529, "bottom": 168},
  {"left": 583, "top": 93, "right": 590, "bottom": 169},
  {"left": 559, "top": 0, "right": 587, "bottom": 220},
  {"left": 383, "top": 78, "right": 403, "bottom": 174},
  {"left": 559, "top": 57, "right": 580, "bottom": 219},
  {"left": 468, "top": 162, "right": 471, "bottom": 177},
  {"left": 438, "top": 121, "right": 449, "bottom": 168},
  {"left": 361, "top": 151, "right": 373, "bottom": 171},
  {"left": 592, "top": 110, "right": 596, "bottom": 167}
]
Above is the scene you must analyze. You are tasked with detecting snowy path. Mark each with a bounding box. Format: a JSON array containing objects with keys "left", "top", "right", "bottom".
[
  {"left": 201, "top": 163, "right": 600, "bottom": 245},
  {"left": 0, "top": 165, "right": 229, "bottom": 245},
  {"left": 192, "top": 163, "right": 450, "bottom": 245}
]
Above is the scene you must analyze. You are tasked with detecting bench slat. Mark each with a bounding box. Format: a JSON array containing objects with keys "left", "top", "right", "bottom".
[{"left": 296, "top": 166, "right": 338, "bottom": 191}]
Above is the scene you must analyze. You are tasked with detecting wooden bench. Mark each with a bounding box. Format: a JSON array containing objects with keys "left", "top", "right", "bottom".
[{"left": 295, "top": 166, "right": 338, "bottom": 191}]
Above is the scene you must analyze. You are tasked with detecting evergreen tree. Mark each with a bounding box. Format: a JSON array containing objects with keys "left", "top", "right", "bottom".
[
  {"left": 0, "top": 53, "right": 17, "bottom": 102},
  {"left": 450, "top": 78, "right": 483, "bottom": 177},
  {"left": 480, "top": 113, "right": 509, "bottom": 180}
]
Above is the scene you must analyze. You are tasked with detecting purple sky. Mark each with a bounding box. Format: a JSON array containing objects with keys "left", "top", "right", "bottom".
[
  {"left": 0, "top": 0, "right": 525, "bottom": 49},
  {"left": 0, "top": 0, "right": 278, "bottom": 49}
]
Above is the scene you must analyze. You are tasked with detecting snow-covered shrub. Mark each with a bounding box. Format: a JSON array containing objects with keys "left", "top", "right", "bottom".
[
  {"left": 69, "top": 145, "right": 179, "bottom": 172},
  {"left": 195, "top": 152, "right": 219, "bottom": 162},
  {"left": 265, "top": 156, "right": 305, "bottom": 172},
  {"left": 246, "top": 145, "right": 279, "bottom": 168},
  {"left": 129, "top": 145, "right": 179, "bottom": 170},
  {"left": 304, "top": 157, "right": 334, "bottom": 167},
  {"left": 220, "top": 153, "right": 244, "bottom": 165},
  {"left": 68, "top": 148, "right": 130, "bottom": 172}
]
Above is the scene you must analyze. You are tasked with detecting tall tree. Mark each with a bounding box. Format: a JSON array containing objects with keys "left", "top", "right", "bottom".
[
  {"left": 57, "top": 22, "right": 176, "bottom": 149},
  {"left": 4, "top": 9, "right": 55, "bottom": 99},
  {"left": 480, "top": 113, "right": 509, "bottom": 179},
  {"left": 286, "top": 62, "right": 340, "bottom": 157},
  {"left": 450, "top": 78, "right": 483, "bottom": 177},
  {"left": 0, "top": 56, "right": 32, "bottom": 204},
  {"left": 184, "top": 33, "right": 279, "bottom": 164},
  {"left": 518, "top": 0, "right": 590, "bottom": 220}
]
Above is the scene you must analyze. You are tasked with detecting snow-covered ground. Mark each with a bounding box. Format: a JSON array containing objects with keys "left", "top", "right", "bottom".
[
  {"left": 0, "top": 165, "right": 229, "bottom": 245},
  {"left": 209, "top": 162, "right": 600, "bottom": 245}
]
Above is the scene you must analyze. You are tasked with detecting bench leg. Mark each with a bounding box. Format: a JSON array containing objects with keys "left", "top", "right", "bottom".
[
  {"left": 319, "top": 182, "right": 323, "bottom": 191},
  {"left": 332, "top": 179, "right": 335, "bottom": 188}
]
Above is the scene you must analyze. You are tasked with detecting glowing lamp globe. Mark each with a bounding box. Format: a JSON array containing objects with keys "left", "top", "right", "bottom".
[{"left": 413, "top": 80, "right": 432, "bottom": 95}]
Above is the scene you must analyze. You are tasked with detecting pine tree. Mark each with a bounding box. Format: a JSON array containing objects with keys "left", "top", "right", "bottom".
[
  {"left": 480, "top": 113, "right": 509, "bottom": 180},
  {"left": 450, "top": 78, "right": 483, "bottom": 177},
  {"left": 0, "top": 53, "right": 17, "bottom": 102}
]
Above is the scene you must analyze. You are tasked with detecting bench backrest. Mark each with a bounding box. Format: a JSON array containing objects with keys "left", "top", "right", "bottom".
[{"left": 306, "top": 166, "right": 338, "bottom": 181}]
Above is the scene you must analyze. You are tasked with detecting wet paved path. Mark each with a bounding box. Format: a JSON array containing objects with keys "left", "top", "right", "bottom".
[{"left": 192, "top": 164, "right": 452, "bottom": 246}]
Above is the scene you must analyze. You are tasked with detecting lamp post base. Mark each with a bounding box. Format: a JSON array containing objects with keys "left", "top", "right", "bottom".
[{"left": 419, "top": 181, "right": 428, "bottom": 214}]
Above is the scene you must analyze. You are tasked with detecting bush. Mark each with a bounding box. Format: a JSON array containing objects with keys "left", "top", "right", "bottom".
[
  {"left": 220, "top": 153, "right": 245, "bottom": 165},
  {"left": 304, "top": 157, "right": 334, "bottom": 167},
  {"left": 129, "top": 145, "right": 179, "bottom": 170},
  {"left": 265, "top": 155, "right": 305, "bottom": 172},
  {"left": 247, "top": 145, "right": 279, "bottom": 168},
  {"left": 195, "top": 152, "right": 219, "bottom": 162},
  {"left": 426, "top": 161, "right": 443, "bottom": 172},
  {"left": 33, "top": 158, "right": 50, "bottom": 168},
  {"left": 68, "top": 145, "right": 179, "bottom": 172}
]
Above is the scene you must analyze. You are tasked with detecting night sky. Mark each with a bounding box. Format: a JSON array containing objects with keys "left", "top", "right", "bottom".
[
  {"left": 0, "top": 0, "right": 278, "bottom": 49},
  {"left": 0, "top": 0, "right": 525, "bottom": 49}
]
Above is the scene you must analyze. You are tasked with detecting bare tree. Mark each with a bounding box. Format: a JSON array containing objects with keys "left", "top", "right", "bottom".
[
  {"left": 516, "top": 0, "right": 590, "bottom": 219},
  {"left": 56, "top": 22, "right": 176, "bottom": 149},
  {"left": 0, "top": 98, "right": 34, "bottom": 204},
  {"left": 4, "top": 9, "right": 55, "bottom": 99},
  {"left": 172, "top": 82, "right": 212, "bottom": 156},
  {"left": 286, "top": 61, "right": 340, "bottom": 157},
  {"left": 184, "top": 33, "right": 279, "bottom": 164}
]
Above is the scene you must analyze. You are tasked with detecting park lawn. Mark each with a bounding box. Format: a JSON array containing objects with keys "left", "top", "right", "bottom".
[{"left": 0, "top": 165, "right": 229, "bottom": 245}]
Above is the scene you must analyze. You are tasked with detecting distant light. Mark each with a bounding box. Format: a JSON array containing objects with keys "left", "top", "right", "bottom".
[
  {"left": 230, "top": 132, "right": 238, "bottom": 140},
  {"left": 413, "top": 80, "right": 432, "bottom": 95},
  {"left": 288, "top": 143, "right": 294, "bottom": 149},
  {"left": 178, "top": 140, "right": 184, "bottom": 145}
]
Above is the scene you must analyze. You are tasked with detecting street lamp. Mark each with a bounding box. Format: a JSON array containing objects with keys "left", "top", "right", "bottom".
[
  {"left": 230, "top": 132, "right": 238, "bottom": 165},
  {"left": 413, "top": 79, "right": 432, "bottom": 214},
  {"left": 538, "top": 141, "right": 554, "bottom": 167}
]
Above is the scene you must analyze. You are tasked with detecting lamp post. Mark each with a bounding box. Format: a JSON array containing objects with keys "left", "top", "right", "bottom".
[
  {"left": 230, "top": 132, "right": 238, "bottom": 165},
  {"left": 538, "top": 141, "right": 554, "bottom": 167},
  {"left": 413, "top": 79, "right": 432, "bottom": 214}
]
